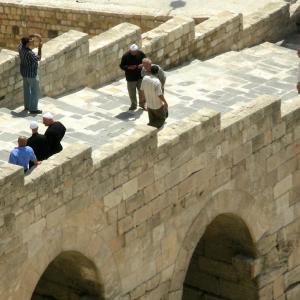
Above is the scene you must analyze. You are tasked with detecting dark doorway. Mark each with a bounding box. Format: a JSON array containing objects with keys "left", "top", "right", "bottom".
[
  {"left": 31, "top": 251, "right": 104, "bottom": 300},
  {"left": 182, "top": 214, "right": 258, "bottom": 300}
]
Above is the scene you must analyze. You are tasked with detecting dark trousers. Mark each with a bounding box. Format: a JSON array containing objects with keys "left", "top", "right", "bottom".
[{"left": 147, "top": 105, "right": 168, "bottom": 128}]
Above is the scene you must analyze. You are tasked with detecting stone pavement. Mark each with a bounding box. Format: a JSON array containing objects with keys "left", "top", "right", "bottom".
[
  {"left": 0, "top": 0, "right": 290, "bottom": 18},
  {"left": 0, "top": 42, "right": 298, "bottom": 165}
]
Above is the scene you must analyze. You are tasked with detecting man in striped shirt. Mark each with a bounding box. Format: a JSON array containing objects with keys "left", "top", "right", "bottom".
[{"left": 17, "top": 34, "right": 43, "bottom": 114}]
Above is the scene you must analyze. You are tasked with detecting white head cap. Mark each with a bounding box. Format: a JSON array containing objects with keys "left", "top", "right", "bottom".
[
  {"left": 29, "top": 121, "right": 39, "bottom": 129},
  {"left": 43, "top": 112, "right": 54, "bottom": 120},
  {"left": 129, "top": 44, "right": 139, "bottom": 51}
]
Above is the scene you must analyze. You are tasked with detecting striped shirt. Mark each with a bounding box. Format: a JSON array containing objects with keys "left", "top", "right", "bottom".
[
  {"left": 17, "top": 43, "right": 40, "bottom": 78},
  {"left": 141, "top": 75, "right": 163, "bottom": 109}
]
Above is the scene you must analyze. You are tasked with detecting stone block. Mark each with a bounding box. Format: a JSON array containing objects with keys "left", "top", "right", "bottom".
[
  {"left": 133, "top": 204, "right": 151, "bottom": 226},
  {"left": 274, "top": 174, "right": 293, "bottom": 199},
  {"left": 118, "top": 215, "right": 133, "bottom": 235},
  {"left": 122, "top": 178, "right": 138, "bottom": 200},
  {"left": 104, "top": 186, "right": 123, "bottom": 212}
]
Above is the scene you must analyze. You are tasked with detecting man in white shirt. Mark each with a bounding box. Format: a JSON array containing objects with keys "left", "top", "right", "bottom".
[
  {"left": 140, "top": 65, "right": 168, "bottom": 128},
  {"left": 297, "top": 48, "right": 300, "bottom": 94}
]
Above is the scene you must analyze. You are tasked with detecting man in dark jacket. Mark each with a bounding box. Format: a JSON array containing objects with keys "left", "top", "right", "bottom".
[
  {"left": 27, "top": 121, "right": 50, "bottom": 168},
  {"left": 43, "top": 112, "right": 66, "bottom": 157},
  {"left": 120, "top": 44, "right": 146, "bottom": 110}
]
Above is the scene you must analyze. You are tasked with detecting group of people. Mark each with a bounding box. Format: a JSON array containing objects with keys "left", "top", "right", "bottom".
[
  {"left": 17, "top": 35, "right": 169, "bottom": 129},
  {"left": 8, "top": 37, "right": 168, "bottom": 172},
  {"left": 9, "top": 113, "right": 66, "bottom": 172},
  {"left": 120, "top": 44, "right": 168, "bottom": 128}
]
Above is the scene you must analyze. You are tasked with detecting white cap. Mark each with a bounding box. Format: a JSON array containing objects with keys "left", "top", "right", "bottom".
[
  {"left": 129, "top": 44, "right": 139, "bottom": 51},
  {"left": 29, "top": 121, "right": 39, "bottom": 129},
  {"left": 43, "top": 112, "right": 53, "bottom": 120}
]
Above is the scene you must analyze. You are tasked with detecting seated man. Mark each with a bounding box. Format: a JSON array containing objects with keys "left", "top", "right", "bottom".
[
  {"left": 43, "top": 112, "right": 66, "bottom": 157},
  {"left": 27, "top": 121, "right": 50, "bottom": 168},
  {"left": 140, "top": 65, "right": 168, "bottom": 129},
  {"left": 8, "top": 136, "right": 40, "bottom": 172}
]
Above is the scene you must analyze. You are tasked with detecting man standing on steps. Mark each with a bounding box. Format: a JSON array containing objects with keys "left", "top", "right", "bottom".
[
  {"left": 120, "top": 44, "right": 146, "bottom": 110},
  {"left": 17, "top": 33, "right": 43, "bottom": 114},
  {"left": 27, "top": 121, "right": 50, "bottom": 167},
  {"left": 43, "top": 112, "right": 66, "bottom": 157}
]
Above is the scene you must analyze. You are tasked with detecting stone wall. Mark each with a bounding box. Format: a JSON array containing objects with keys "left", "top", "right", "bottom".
[
  {"left": 0, "top": 0, "right": 170, "bottom": 50},
  {"left": 1, "top": 95, "right": 300, "bottom": 299},
  {"left": 0, "top": 48, "right": 22, "bottom": 108},
  {"left": 141, "top": 16, "right": 195, "bottom": 68},
  {"left": 194, "top": 11, "right": 243, "bottom": 60},
  {"left": 39, "top": 30, "right": 89, "bottom": 97},
  {"left": 238, "top": 2, "right": 292, "bottom": 49}
]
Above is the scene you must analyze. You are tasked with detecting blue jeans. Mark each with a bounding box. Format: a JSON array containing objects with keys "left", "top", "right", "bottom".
[{"left": 23, "top": 76, "right": 40, "bottom": 111}]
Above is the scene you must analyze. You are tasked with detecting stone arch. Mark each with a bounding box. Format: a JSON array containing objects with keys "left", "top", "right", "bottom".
[
  {"left": 31, "top": 250, "right": 104, "bottom": 300},
  {"left": 13, "top": 220, "right": 121, "bottom": 300},
  {"left": 169, "top": 189, "right": 271, "bottom": 299}
]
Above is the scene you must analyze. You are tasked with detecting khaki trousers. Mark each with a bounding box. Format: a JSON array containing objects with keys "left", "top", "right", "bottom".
[{"left": 127, "top": 79, "right": 144, "bottom": 107}]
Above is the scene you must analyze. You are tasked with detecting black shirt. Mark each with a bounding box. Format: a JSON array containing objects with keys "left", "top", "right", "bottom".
[
  {"left": 45, "top": 122, "right": 66, "bottom": 157},
  {"left": 27, "top": 132, "right": 50, "bottom": 160},
  {"left": 119, "top": 50, "right": 146, "bottom": 81}
]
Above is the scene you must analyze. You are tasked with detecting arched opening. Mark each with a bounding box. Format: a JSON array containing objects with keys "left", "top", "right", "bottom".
[
  {"left": 31, "top": 251, "right": 104, "bottom": 300},
  {"left": 182, "top": 213, "right": 258, "bottom": 300}
]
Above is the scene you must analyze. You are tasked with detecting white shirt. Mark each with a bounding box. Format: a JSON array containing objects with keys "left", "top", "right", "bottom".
[{"left": 141, "top": 75, "right": 163, "bottom": 109}]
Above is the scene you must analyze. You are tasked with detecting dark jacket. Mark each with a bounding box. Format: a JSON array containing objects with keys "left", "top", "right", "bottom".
[
  {"left": 119, "top": 50, "right": 146, "bottom": 81},
  {"left": 45, "top": 121, "right": 66, "bottom": 157},
  {"left": 27, "top": 132, "right": 50, "bottom": 160}
]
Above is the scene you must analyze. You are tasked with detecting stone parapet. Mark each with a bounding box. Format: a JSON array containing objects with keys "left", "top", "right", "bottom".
[
  {"left": 238, "top": 2, "right": 291, "bottom": 49},
  {"left": 87, "top": 23, "right": 141, "bottom": 88},
  {"left": 194, "top": 11, "right": 243, "bottom": 59},
  {"left": 142, "top": 16, "right": 195, "bottom": 68},
  {"left": 39, "top": 30, "right": 89, "bottom": 96},
  {"left": 0, "top": 49, "right": 21, "bottom": 109}
]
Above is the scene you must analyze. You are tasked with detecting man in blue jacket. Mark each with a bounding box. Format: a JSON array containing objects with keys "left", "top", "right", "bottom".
[{"left": 8, "top": 136, "right": 40, "bottom": 172}]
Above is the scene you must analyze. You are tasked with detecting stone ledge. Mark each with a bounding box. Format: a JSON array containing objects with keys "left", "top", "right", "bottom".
[
  {"left": 89, "top": 23, "right": 140, "bottom": 54},
  {"left": 40, "top": 30, "right": 88, "bottom": 63}
]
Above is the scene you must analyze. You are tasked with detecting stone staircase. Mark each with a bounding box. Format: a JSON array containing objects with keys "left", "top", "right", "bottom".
[{"left": 0, "top": 42, "right": 298, "bottom": 164}]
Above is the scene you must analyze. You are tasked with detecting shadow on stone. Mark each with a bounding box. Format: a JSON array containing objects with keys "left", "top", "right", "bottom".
[
  {"left": 115, "top": 108, "right": 143, "bottom": 121},
  {"left": 10, "top": 110, "right": 29, "bottom": 118},
  {"left": 170, "top": 0, "right": 186, "bottom": 9}
]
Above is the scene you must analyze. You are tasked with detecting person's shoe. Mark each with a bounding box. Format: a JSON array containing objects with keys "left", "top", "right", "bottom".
[
  {"left": 139, "top": 104, "right": 147, "bottom": 111},
  {"left": 128, "top": 105, "right": 137, "bottom": 111},
  {"left": 29, "top": 110, "right": 43, "bottom": 114}
]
